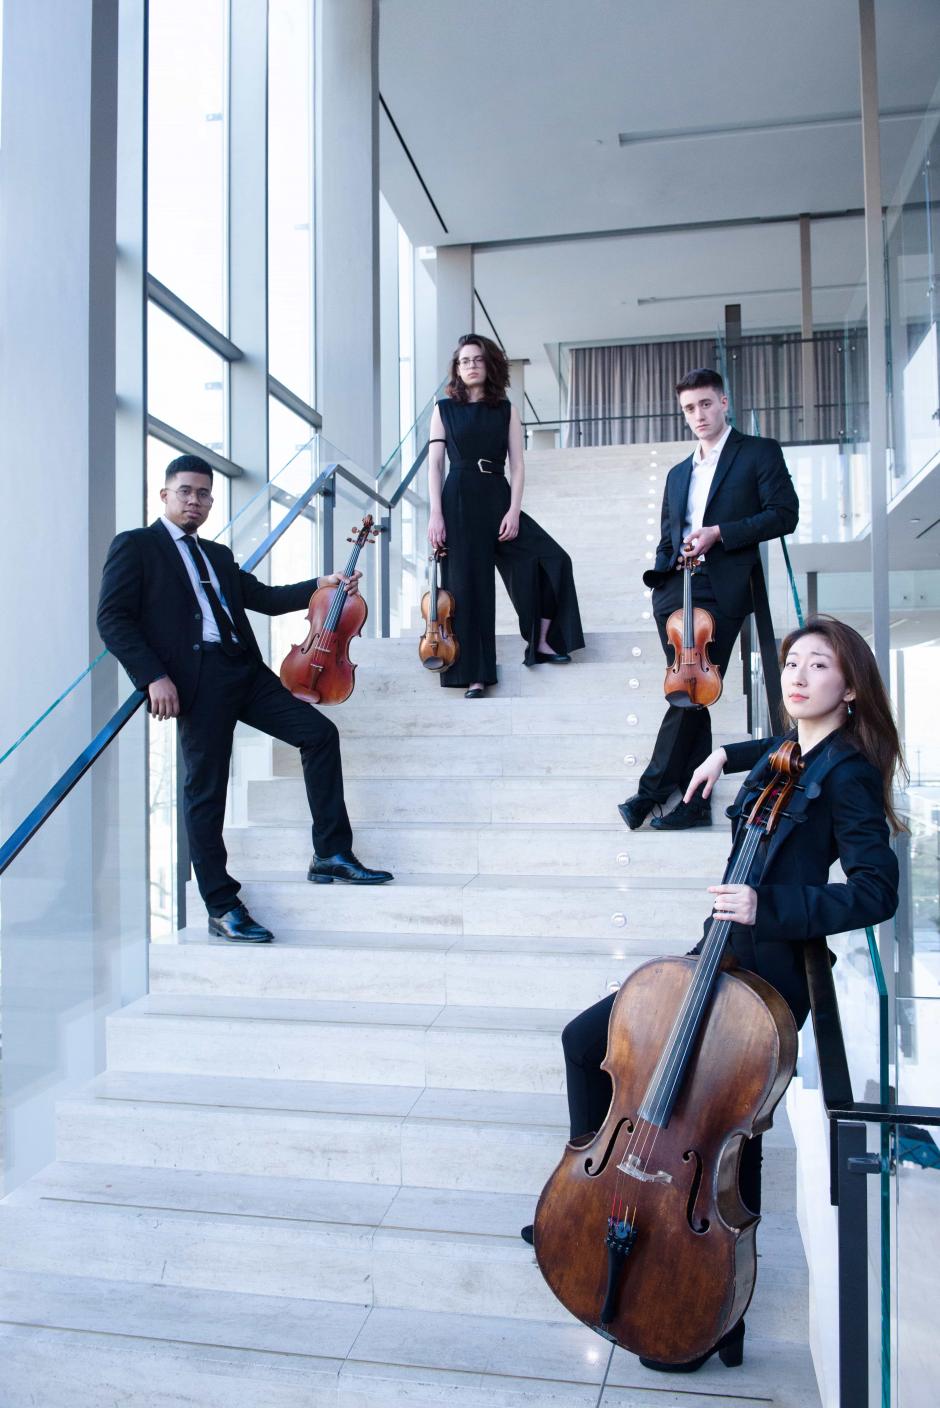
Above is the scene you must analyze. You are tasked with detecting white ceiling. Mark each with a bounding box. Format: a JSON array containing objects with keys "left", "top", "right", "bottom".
[{"left": 379, "top": 0, "right": 940, "bottom": 417}]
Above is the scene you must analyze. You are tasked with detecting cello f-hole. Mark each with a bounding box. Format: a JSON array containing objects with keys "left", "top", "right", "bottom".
[
  {"left": 585, "top": 1117, "right": 635, "bottom": 1178},
  {"left": 683, "top": 1149, "right": 709, "bottom": 1233}
]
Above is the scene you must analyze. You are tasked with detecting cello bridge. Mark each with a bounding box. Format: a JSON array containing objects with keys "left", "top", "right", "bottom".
[{"left": 616, "top": 1153, "right": 673, "bottom": 1185}]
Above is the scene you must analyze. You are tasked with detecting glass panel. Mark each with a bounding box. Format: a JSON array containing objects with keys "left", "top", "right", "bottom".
[
  {"left": 0, "top": 658, "right": 149, "bottom": 1192},
  {"left": 267, "top": 0, "right": 314, "bottom": 400},
  {"left": 147, "top": 0, "right": 227, "bottom": 329},
  {"left": 147, "top": 304, "right": 227, "bottom": 452}
]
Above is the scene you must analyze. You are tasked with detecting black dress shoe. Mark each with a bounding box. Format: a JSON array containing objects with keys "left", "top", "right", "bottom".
[
  {"left": 464, "top": 686, "right": 485, "bottom": 698},
  {"left": 639, "top": 1318, "right": 744, "bottom": 1372},
  {"left": 520, "top": 1224, "right": 534, "bottom": 1244},
  {"left": 531, "top": 650, "right": 571, "bottom": 664},
  {"left": 617, "top": 795, "right": 656, "bottom": 830},
  {"left": 307, "top": 852, "right": 394, "bottom": 885},
  {"left": 649, "top": 799, "right": 712, "bottom": 831},
  {"left": 208, "top": 904, "right": 274, "bottom": 943}
]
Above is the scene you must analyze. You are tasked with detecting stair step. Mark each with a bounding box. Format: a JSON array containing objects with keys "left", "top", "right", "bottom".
[
  {"left": 150, "top": 928, "right": 683, "bottom": 1007},
  {"left": 56, "top": 1072, "right": 797, "bottom": 1207},
  {"left": 1, "top": 1162, "right": 806, "bottom": 1336},
  {"left": 184, "top": 870, "right": 716, "bottom": 939},
  {"left": 107, "top": 995, "right": 579, "bottom": 1092},
  {"left": 225, "top": 819, "right": 730, "bottom": 877},
  {"left": 0, "top": 1275, "right": 820, "bottom": 1406},
  {"left": 247, "top": 774, "right": 740, "bottom": 827}
]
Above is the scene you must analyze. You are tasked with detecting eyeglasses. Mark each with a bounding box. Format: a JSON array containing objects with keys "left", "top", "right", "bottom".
[
  {"left": 169, "top": 486, "right": 213, "bottom": 503},
  {"left": 457, "top": 356, "right": 485, "bottom": 368}
]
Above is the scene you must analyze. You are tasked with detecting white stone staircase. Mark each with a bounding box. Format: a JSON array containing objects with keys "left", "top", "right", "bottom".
[{"left": 0, "top": 443, "right": 821, "bottom": 1406}]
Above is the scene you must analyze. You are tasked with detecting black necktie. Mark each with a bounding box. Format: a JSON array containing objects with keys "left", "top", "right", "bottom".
[{"left": 180, "top": 534, "right": 242, "bottom": 656}]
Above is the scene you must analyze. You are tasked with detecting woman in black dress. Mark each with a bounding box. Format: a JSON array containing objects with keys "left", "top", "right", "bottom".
[{"left": 427, "top": 334, "right": 584, "bottom": 696}]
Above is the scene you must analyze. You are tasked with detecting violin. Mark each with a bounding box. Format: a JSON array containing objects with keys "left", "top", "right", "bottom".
[
  {"left": 534, "top": 741, "right": 801, "bottom": 1365},
  {"left": 279, "top": 515, "right": 379, "bottom": 706},
  {"left": 664, "top": 553, "right": 722, "bottom": 709},
  {"left": 419, "top": 547, "right": 459, "bottom": 672}
]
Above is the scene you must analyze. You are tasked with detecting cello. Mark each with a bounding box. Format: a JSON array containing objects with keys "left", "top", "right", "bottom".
[
  {"left": 664, "top": 554, "right": 722, "bottom": 709},
  {"left": 419, "top": 547, "right": 459, "bottom": 672},
  {"left": 279, "top": 515, "right": 379, "bottom": 705},
  {"left": 534, "top": 742, "right": 801, "bottom": 1366}
]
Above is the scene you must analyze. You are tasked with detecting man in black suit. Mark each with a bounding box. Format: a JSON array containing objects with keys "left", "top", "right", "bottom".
[
  {"left": 619, "top": 369, "right": 799, "bottom": 832},
  {"left": 97, "top": 454, "right": 392, "bottom": 943}
]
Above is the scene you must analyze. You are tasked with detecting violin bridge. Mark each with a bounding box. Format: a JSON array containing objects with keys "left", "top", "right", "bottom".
[{"left": 616, "top": 1152, "right": 673, "bottom": 1184}]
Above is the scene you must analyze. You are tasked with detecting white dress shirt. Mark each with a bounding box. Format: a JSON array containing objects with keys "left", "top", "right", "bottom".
[
  {"left": 162, "top": 516, "right": 237, "bottom": 644},
  {"left": 682, "top": 423, "right": 732, "bottom": 540}
]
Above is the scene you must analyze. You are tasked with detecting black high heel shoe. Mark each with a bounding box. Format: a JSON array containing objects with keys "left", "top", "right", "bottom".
[{"left": 639, "top": 1319, "right": 745, "bottom": 1372}]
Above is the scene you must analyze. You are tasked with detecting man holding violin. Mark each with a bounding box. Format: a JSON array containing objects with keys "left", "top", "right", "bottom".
[
  {"left": 97, "top": 454, "right": 392, "bottom": 943},
  {"left": 619, "top": 369, "right": 799, "bottom": 833}
]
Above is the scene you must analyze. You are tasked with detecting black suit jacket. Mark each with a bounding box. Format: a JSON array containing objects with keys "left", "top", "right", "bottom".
[
  {"left": 643, "top": 428, "right": 799, "bottom": 619},
  {"left": 710, "top": 730, "right": 898, "bottom": 1025},
  {"left": 96, "top": 520, "right": 317, "bottom": 712}
]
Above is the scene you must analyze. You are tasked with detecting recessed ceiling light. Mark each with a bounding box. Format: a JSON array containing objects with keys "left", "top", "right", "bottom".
[{"left": 910, "top": 516, "right": 921, "bottom": 523}]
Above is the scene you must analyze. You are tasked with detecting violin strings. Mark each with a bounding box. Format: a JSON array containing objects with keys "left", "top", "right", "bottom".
[{"left": 606, "top": 821, "right": 765, "bottom": 1226}]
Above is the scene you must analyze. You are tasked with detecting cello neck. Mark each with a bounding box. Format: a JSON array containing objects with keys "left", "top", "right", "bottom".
[
  {"left": 635, "top": 820, "right": 766, "bottom": 1129},
  {"left": 323, "top": 539, "right": 364, "bottom": 635}
]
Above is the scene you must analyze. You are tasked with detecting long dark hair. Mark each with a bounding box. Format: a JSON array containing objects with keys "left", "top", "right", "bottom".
[
  {"left": 446, "top": 333, "right": 509, "bottom": 407},
  {"left": 779, "top": 615, "right": 908, "bottom": 833}
]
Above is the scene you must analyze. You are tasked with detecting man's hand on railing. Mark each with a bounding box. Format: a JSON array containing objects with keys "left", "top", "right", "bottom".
[
  {"left": 684, "top": 747, "right": 728, "bottom": 803},
  {"left": 320, "top": 570, "right": 362, "bottom": 597},
  {"left": 428, "top": 511, "right": 446, "bottom": 550},
  {"left": 148, "top": 676, "right": 180, "bottom": 721}
]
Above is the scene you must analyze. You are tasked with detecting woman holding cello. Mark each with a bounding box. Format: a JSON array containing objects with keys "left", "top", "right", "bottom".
[
  {"left": 524, "top": 615, "right": 903, "bottom": 1372},
  {"left": 427, "top": 335, "right": 584, "bottom": 697}
]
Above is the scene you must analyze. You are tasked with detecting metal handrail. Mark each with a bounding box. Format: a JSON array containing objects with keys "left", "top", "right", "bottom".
[{"left": 0, "top": 458, "right": 402, "bottom": 880}]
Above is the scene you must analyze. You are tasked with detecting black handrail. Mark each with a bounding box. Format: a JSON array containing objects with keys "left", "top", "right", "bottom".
[{"left": 0, "top": 461, "right": 394, "bottom": 880}]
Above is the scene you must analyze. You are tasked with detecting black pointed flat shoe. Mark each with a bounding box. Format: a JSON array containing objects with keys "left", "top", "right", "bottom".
[
  {"left": 520, "top": 1224, "right": 534, "bottom": 1245},
  {"left": 531, "top": 650, "right": 571, "bottom": 664}
]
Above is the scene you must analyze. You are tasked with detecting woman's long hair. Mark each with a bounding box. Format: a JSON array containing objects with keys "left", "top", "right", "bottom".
[
  {"left": 779, "top": 615, "right": 908, "bottom": 833},
  {"left": 446, "top": 334, "right": 509, "bottom": 407}
]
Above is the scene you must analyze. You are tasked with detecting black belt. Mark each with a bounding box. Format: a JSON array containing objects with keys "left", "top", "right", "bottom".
[{"left": 449, "top": 458, "right": 506, "bottom": 476}]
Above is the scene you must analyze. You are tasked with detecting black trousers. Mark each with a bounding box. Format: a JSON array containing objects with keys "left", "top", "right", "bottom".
[
  {"left": 561, "top": 991, "right": 763, "bottom": 1213},
  {"left": 638, "top": 575, "right": 744, "bottom": 802},
  {"left": 177, "top": 649, "right": 353, "bottom": 915}
]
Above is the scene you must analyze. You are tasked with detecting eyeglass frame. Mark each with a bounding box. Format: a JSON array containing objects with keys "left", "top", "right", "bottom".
[{"left": 167, "top": 485, "right": 214, "bottom": 503}]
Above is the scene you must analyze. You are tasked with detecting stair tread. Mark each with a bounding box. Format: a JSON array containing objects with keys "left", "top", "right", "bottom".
[
  {"left": 160, "top": 925, "right": 691, "bottom": 956},
  {"left": 0, "top": 1272, "right": 818, "bottom": 1404}
]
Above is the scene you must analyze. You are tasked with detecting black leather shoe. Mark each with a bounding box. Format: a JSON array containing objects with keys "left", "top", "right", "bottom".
[
  {"left": 650, "top": 799, "right": 712, "bottom": 831},
  {"left": 464, "top": 686, "right": 485, "bottom": 698},
  {"left": 531, "top": 650, "right": 571, "bottom": 664},
  {"left": 520, "top": 1224, "right": 534, "bottom": 1245},
  {"left": 208, "top": 904, "right": 274, "bottom": 943},
  {"left": 639, "top": 1318, "right": 744, "bottom": 1372},
  {"left": 617, "top": 795, "right": 656, "bottom": 830},
  {"left": 307, "top": 852, "right": 394, "bottom": 885}
]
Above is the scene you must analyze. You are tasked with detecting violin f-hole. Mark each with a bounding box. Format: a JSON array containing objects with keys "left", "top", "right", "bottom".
[
  {"left": 584, "top": 1117, "right": 635, "bottom": 1178},
  {"left": 683, "top": 1149, "right": 709, "bottom": 1233}
]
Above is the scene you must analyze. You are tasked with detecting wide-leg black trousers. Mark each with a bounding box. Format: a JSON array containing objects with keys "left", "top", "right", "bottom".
[{"left": 177, "top": 648, "right": 352, "bottom": 915}]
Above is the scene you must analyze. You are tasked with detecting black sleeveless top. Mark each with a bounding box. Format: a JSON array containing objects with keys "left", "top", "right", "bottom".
[{"left": 438, "top": 398, "right": 511, "bottom": 474}]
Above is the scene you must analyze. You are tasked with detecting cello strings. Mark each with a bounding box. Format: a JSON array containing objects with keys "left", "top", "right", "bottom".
[
  {"left": 606, "top": 820, "right": 765, "bottom": 1223},
  {"left": 617, "top": 825, "right": 763, "bottom": 1192}
]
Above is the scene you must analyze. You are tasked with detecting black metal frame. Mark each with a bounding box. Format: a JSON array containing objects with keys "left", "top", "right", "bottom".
[{"left": 803, "top": 937, "right": 940, "bottom": 1405}]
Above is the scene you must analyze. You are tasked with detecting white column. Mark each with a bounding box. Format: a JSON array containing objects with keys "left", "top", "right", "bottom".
[
  {"left": 435, "top": 244, "right": 474, "bottom": 374},
  {"left": 507, "top": 359, "right": 526, "bottom": 420},
  {"left": 316, "top": 0, "right": 380, "bottom": 474}
]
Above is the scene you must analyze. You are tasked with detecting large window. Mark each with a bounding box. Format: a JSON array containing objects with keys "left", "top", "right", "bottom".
[{"left": 267, "top": 0, "right": 315, "bottom": 402}]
